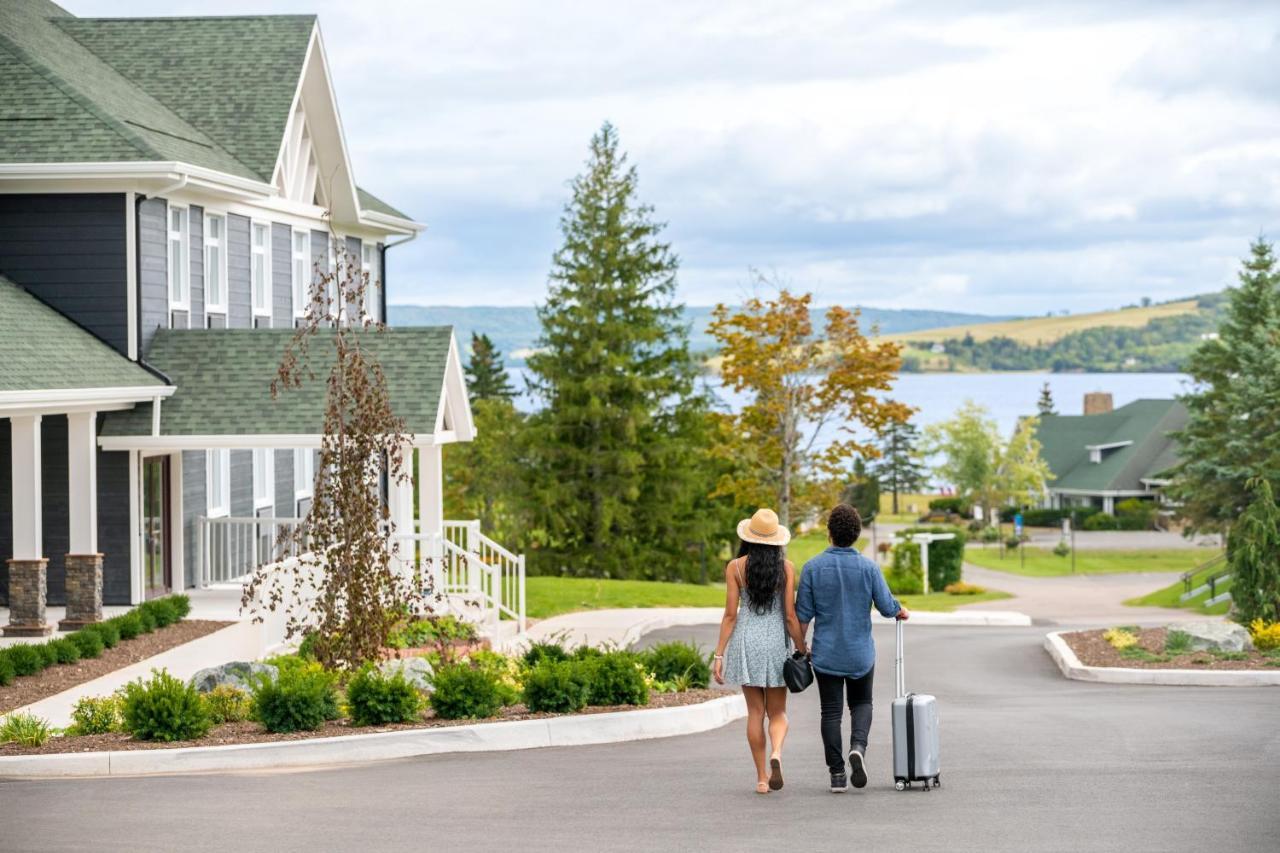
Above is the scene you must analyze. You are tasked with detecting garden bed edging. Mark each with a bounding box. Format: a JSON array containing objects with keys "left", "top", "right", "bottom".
[{"left": 1043, "top": 631, "right": 1280, "bottom": 687}]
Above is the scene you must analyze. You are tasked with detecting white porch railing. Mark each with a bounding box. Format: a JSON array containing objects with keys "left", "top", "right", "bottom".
[{"left": 195, "top": 516, "right": 526, "bottom": 636}]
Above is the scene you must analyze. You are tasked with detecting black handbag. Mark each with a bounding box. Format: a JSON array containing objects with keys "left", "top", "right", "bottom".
[{"left": 783, "top": 650, "right": 813, "bottom": 693}]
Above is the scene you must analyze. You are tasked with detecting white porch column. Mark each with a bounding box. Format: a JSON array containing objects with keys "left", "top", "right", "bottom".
[
  {"left": 417, "top": 443, "right": 444, "bottom": 596},
  {"left": 66, "top": 411, "right": 98, "bottom": 554},
  {"left": 387, "top": 443, "right": 416, "bottom": 536},
  {"left": 11, "top": 414, "right": 43, "bottom": 560},
  {"left": 1102, "top": 495, "right": 1115, "bottom": 515}
]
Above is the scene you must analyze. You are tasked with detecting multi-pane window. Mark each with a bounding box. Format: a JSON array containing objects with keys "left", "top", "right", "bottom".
[
  {"left": 361, "top": 242, "right": 378, "bottom": 321},
  {"left": 206, "top": 449, "right": 230, "bottom": 517},
  {"left": 204, "top": 213, "right": 227, "bottom": 315},
  {"left": 292, "top": 230, "right": 308, "bottom": 318},
  {"left": 294, "top": 448, "right": 315, "bottom": 499},
  {"left": 167, "top": 206, "right": 189, "bottom": 312},
  {"left": 251, "top": 222, "right": 272, "bottom": 320},
  {"left": 252, "top": 448, "right": 274, "bottom": 509}
]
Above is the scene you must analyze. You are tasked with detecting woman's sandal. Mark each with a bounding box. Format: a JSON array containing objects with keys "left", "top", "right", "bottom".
[
  {"left": 768, "top": 757, "right": 784, "bottom": 791},
  {"left": 755, "top": 781, "right": 771, "bottom": 795}
]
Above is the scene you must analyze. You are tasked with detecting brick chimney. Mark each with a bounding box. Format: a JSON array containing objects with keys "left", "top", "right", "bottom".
[{"left": 1083, "top": 392, "right": 1113, "bottom": 415}]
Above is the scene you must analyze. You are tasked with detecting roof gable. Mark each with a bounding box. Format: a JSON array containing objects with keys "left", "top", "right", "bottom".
[{"left": 1034, "top": 399, "right": 1186, "bottom": 493}]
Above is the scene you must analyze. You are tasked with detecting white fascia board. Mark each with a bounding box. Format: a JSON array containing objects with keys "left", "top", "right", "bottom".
[
  {"left": 270, "top": 22, "right": 317, "bottom": 193},
  {"left": 359, "top": 209, "right": 425, "bottom": 235},
  {"left": 435, "top": 333, "right": 476, "bottom": 441},
  {"left": 1048, "top": 487, "right": 1151, "bottom": 497},
  {"left": 0, "top": 162, "right": 272, "bottom": 197},
  {"left": 309, "top": 25, "right": 362, "bottom": 224},
  {"left": 1085, "top": 440, "right": 1134, "bottom": 452},
  {"left": 0, "top": 385, "right": 175, "bottom": 411},
  {"left": 98, "top": 432, "right": 437, "bottom": 452}
]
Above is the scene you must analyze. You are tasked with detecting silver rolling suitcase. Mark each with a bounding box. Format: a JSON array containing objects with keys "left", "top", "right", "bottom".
[{"left": 891, "top": 619, "right": 941, "bottom": 791}]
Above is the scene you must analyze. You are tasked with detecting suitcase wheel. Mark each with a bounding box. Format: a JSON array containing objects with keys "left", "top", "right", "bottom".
[{"left": 894, "top": 780, "right": 906, "bottom": 791}]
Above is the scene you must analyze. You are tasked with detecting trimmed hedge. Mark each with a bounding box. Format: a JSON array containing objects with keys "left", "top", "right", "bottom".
[
  {"left": 584, "top": 653, "right": 648, "bottom": 707},
  {"left": 641, "top": 641, "right": 710, "bottom": 689},
  {"left": 346, "top": 665, "right": 423, "bottom": 726},
  {"left": 68, "top": 629, "right": 105, "bottom": 660},
  {"left": 928, "top": 497, "right": 971, "bottom": 516},
  {"left": 522, "top": 659, "right": 592, "bottom": 714},
  {"left": 430, "top": 663, "right": 504, "bottom": 720},
  {"left": 121, "top": 669, "right": 211, "bottom": 742},
  {"left": 250, "top": 663, "right": 340, "bottom": 733},
  {"left": 999, "top": 506, "right": 1101, "bottom": 526},
  {"left": 885, "top": 543, "right": 924, "bottom": 595},
  {"left": 897, "top": 525, "right": 967, "bottom": 591}
]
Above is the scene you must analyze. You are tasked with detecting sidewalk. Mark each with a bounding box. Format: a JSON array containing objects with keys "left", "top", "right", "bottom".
[{"left": 963, "top": 564, "right": 1204, "bottom": 626}]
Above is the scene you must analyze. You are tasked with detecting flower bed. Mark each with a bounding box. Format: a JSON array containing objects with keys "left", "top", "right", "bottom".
[{"left": 1062, "top": 626, "right": 1280, "bottom": 671}]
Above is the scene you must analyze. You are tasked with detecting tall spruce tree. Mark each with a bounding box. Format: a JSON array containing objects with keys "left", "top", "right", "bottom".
[
  {"left": 465, "top": 333, "right": 516, "bottom": 403},
  {"left": 1036, "top": 382, "right": 1057, "bottom": 416},
  {"left": 1168, "top": 239, "right": 1280, "bottom": 532},
  {"left": 525, "top": 123, "right": 710, "bottom": 578},
  {"left": 870, "top": 419, "right": 928, "bottom": 515}
]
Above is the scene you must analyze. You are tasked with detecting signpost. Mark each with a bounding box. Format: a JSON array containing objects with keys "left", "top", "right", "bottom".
[{"left": 901, "top": 531, "right": 957, "bottom": 595}]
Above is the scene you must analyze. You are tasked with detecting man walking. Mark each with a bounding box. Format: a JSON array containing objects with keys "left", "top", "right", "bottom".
[{"left": 796, "top": 503, "right": 908, "bottom": 792}]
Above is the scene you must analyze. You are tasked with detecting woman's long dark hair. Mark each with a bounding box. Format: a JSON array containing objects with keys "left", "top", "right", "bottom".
[{"left": 737, "top": 540, "right": 785, "bottom": 615}]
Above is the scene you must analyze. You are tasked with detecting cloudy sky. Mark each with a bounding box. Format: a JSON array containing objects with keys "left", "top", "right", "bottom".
[{"left": 74, "top": 1, "right": 1280, "bottom": 314}]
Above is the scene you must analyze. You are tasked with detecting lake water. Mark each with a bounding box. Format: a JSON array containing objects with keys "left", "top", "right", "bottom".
[{"left": 508, "top": 368, "right": 1191, "bottom": 443}]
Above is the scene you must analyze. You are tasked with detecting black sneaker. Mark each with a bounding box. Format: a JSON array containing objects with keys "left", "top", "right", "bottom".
[
  {"left": 848, "top": 746, "right": 868, "bottom": 789},
  {"left": 830, "top": 771, "right": 848, "bottom": 793}
]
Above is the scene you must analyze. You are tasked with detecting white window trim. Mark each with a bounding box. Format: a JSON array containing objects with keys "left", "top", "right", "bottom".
[
  {"left": 291, "top": 228, "right": 308, "bottom": 318},
  {"left": 253, "top": 448, "right": 275, "bottom": 509},
  {"left": 205, "top": 449, "right": 230, "bottom": 518},
  {"left": 294, "top": 448, "right": 315, "bottom": 500},
  {"left": 250, "top": 220, "right": 273, "bottom": 320},
  {"left": 204, "top": 211, "right": 228, "bottom": 316},
  {"left": 167, "top": 204, "right": 190, "bottom": 313},
  {"left": 361, "top": 241, "right": 378, "bottom": 321}
]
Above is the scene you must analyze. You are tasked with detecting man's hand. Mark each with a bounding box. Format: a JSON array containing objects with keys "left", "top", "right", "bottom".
[
  {"left": 896, "top": 606, "right": 910, "bottom": 621},
  {"left": 713, "top": 655, "right": 725, "bottom": 684}
]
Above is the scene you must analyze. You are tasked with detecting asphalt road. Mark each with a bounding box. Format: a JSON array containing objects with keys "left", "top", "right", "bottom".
[{"left": 2, "top": 624, "right": 1276, "bottom": 853}]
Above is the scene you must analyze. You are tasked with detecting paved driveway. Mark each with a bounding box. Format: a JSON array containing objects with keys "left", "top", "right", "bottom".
[{"left": 1, "top": 623, "right": 1275, "bottom": 853}]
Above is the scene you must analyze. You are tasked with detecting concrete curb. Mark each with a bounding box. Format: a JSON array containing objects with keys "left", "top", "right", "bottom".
[
  {"left": 1043, "top": 631, "right": 1280, "bottom": 687},
  {"left": 0, "top": 694, "right": 747, "bottom": 779}
]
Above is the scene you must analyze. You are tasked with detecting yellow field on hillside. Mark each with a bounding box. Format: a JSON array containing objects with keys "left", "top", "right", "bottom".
[{"left": 890, "top": 299, "right": 1200, "bottom": 346}]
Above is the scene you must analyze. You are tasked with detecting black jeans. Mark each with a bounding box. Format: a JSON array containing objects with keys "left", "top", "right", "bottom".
[{"left": 815, "top": 667, "right": 874, "bottom": 773}]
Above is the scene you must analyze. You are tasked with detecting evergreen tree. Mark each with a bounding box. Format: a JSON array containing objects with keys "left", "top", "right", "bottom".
[
  {"left": 524, "top": 123, "right": 712, "bottom": 578},
  {"left": 1168, "top": 239, "right": 1280, "bottom": 532},
  {"left": 841, "top": 457, "right": 881, "bottom": 522},
  {"left": 870, "top": 419, "right": 928, "bottom": 515},
  {"left": 1229, "top": 478, "right": 1280, "bottom": 624},
  {"left": 1036, "top": 382, "right": 1057, "bottom": 416},
  {"left": 465, "top": 333, "right": 515, "bottom": 403}
]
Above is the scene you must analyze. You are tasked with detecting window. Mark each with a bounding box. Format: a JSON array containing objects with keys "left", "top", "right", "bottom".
[
  {"left": 252, "top": 448, "right": 275, "bottom": 509},
  {"left": 325, "top": 237, "right": 339, "bottom": 322},
  {"left": 292, "top": 230, "right": 308, "bottom": 317},
  {"left": 206, "top": 449, "right": 230, "bottom": 517},
  {"left": 361, "top": 242, "right": 378, "bottom": 321},
  {"left": 204, "top": 213, "right": 227, "bottom": 315},
  {"left": 168, "top": 205, "right": 189, "bottom": 312},
  {"left": 294, "top": 448, "right": 315, "bottom": 499},
  {"left": 251, "top": 222, "right": 272, "bottom": 319}
]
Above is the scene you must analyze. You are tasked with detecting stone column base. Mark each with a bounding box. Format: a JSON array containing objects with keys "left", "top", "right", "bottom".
[
  {"left": 59, "top": 553, "right": 105, "bottom": 630},
  {"left": 4, "top": 558, "right": 52, "bottom": 637}
]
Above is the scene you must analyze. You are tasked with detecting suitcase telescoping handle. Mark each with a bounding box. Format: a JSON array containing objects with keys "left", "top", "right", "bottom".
[{"left": 895, "top": 617, "right": 906, "bottom": 698}]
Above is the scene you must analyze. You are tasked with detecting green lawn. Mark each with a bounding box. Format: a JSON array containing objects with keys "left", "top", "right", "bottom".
[
  {"left": 787, "top": 531, "right": 865, "bottom": 567},
  {"left": 525, "top": 575, "right": 1008, "bottom": 620},
  {"left": 964, "top": 546, "right": 1217, "bottom": 578},
  {"left": 1124, "top": 560, "right": 1233, "bottom": 615}
]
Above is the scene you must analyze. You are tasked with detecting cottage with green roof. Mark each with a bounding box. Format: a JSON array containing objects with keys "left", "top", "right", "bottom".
[
  {"left": 1032, "top": 395, "right": 1188, "bottom": 515},
  {"left": 0, "top": 1, "right": 520, "bottom": 639}
]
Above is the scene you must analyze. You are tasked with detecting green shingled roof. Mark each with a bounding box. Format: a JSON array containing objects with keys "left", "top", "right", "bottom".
[
  {"left": 0, "top": 274, "right": 168, "bottom": 393},
  {"left": 100, "top": 327, "right": 453, "bottom": 437},
  {"left": 357, "top": 187, "right": 412, "bottom": 221},
  {"left": 1033, "top": 400, "right": 1187, "bottom": 494}
]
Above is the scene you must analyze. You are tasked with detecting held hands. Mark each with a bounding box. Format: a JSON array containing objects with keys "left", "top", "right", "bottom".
[
  {"left": 713, "top": 655, "right": 725, "bottom": 685},
  {"left": 896, "top": 606, "right": 911, "bottom": 621}
]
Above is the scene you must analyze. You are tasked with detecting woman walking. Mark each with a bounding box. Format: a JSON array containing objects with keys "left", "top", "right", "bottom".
[{"left": 712, "top": 508, "right": 807, "bottom": 794}]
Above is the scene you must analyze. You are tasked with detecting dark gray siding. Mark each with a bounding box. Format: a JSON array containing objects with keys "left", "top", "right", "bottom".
[
  {"left": 227, "top": 214, "right": 251, "bottom": 329},
  {"left": 272, "top": 224, "right": 293, "bottom": 328},
  {"left": 274, "top": 450, "right": 295, "bottom": 519},
  {"left": 189, "top": 205, "right": 204, "bottom": 330},
  {"left": 39, "top": 416, "right": 70, "bottom": 605},
  {"left": 182, "top": 450, "right": 205, "bottom": 588},
  {"left": 0, "top": 194, "right": 128, "bottom": 355},
  {"left": 0, "top": 420, "right": 9, "bottom": 604},
  {"left": 98, "top": 449, "right": 132, "bottom": 605},
  {"left": 138, "top": 197, "right": 168, "bottom": 352},
  {"left": 229, "top": 450, "right": 253, "bottom": 518}
]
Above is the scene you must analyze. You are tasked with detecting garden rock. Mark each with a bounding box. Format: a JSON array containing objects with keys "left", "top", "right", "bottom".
[
  {"left": 191, "top": 661, "right": 278, "bottom": 693},
  {"left": 1170, "top": 621, "right": 1254, "bottom": 653},
  {"left": 379, "top": 656, "right": 434, "bottom": 692}
]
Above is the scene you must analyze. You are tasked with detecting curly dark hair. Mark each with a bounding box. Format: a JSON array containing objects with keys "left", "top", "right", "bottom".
[
  {"left": 827, "top": 503, "right": 862, "bottom": 547},
  {"left": 736, "top": 540, "right": 785, "bottom": 614}
]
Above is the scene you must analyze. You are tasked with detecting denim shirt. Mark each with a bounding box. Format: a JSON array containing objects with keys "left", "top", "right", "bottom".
[{"left": 795, "top": 546, "right": 901, "bottom": 679}]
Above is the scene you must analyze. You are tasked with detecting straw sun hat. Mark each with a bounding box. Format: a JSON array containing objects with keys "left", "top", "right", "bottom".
[{"left": 737, "top": 508, "right": 791, "bottom": 546}]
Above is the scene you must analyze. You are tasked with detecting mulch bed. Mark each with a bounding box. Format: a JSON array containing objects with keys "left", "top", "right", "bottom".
[
  {"left": 0, "top": 620, "right": 232, "bottom": 714},
  {"left": 0, "top": 688, "right": 726, "bottom": 756},
  {"left": 1064, "top": 627, "right": 1280, "bottom": 670}
]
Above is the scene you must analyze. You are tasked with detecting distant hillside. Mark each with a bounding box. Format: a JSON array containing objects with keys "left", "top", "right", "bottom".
[
  {"left": 388, "top": 305, "right": 1020, "bottom": 363},
  {"left": 891, "top": 299, "right": 1203, "bottom": 346}
]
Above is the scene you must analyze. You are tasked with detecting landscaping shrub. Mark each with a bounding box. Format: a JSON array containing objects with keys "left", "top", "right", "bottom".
[
  {"left": 68, "top": 695, "right": 122, "bottom": 735},
  {"left": 387, "top": 615, "right": 478, "bottom": 649},
  {"left": 48, "top": 637, "right": 81, "bottom": 665},
  {"left": 139, "top": 597, "right": 178, "bottom": 629},
  {"left": 1164, "top": 630, "right": 1193, "bottom": 655},
  {"left": 120, "top": 669, "right": 211, "bottom": 742},
  {"left": 944, "top": 582, "right": 986, "bottom": 596},
  {"left": 1249, "top": 619, "right": 1280, "bottom": 652},
  {"left": 0, "top": 712, "right": 52, "bottom": 747},
  {"left": 1005, "top": 507, "right": 1101, "bottom": 527},
  {"left": 1102, "top": 628, "right": 1138, "bottom": 650},
  {"left": 250, "top": 663, "right": 340, "bottom": 733},
  {"left": 135, "top": 605, "right": 158, "bottom": 634},
  {"left": 346, "top": 665, "right": 423, "bottom": 726},
  {"left": 928, "top": 497, "right": 970, "bottom": 516},
  {"left": 68, "top": 629, "right": 105, "bottom": 660},
  {"left": 0, "top": 652, "right": 14, "bottom": 686},
  {"left": 6, "top": 643, "right": 45, "bottom": 677},
  {"left": 430, "top": 662, "right": 504, "bottom": 720},
  {"left": 168, "top": 594, "right": 192, "bottom": 620},
  {"left": 466, "top": 650, "right": 523, "bottom": 705},
  {"left": 979, "top": 526, "right": 1000, "bottom": 544},
  {"left": 898, "top": 526, "right": 967, "bottom": 590},
  {"left": 35, "top": 642, "right": 59, "bottom": 668},
  {"left": 113, "top": 611, "right": 144, "bottom": 641},
  {"left": 642, "top": 641, "right": 710, "bottom": 689},
  {"left": 522, "top": 641, "right": 569, "bottom": 668},
  {"left": 1053, "top": 540, "right": 1071, "bottom": 558},
  {"left": 1004, "top": 535, "right": 1024, "bottom": 551},
  {"left": 570, "top": 645, "right": 604, "bottom": 661},
  {"left": 585, "top": 652, "right": 649, "bottom": 706},
  {"left": 86, "top": 620, "right": 120, "bottom": 649},
  {"left": 884, "top": 543, "right": 924, "bottom": 595},
  {"left": 202, "top": 686, "right": 252, "bottom": 724},
  {"left": 296, "top": 631, "right": 319, "bottom": 661},
  {"left": 521, "top": 660, "right": 591, "bottom": 714},
  {"left": 1116, "top": 499, "right": 1156, "bottom": 531},
  {"left": 1082, "top": 513, "right": 1122, "bottom": 531}
]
